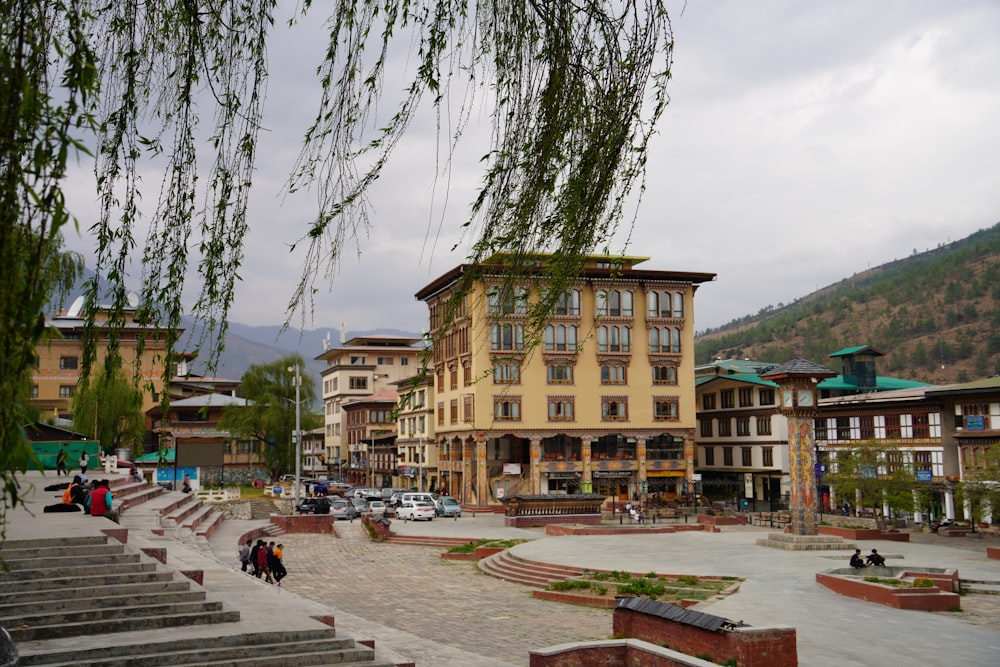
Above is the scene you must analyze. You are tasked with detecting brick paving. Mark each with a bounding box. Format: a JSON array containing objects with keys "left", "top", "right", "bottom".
[{"left": 276, "top": 524, "right": 612, "bottom": 666}]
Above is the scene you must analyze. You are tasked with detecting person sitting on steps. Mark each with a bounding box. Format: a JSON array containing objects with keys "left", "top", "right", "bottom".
[
  {"left": 850, "top": 549, "right": 867, "bottom": 569},
  {"left": 866, "top": 549, "right": 886, "bottom": 567}
]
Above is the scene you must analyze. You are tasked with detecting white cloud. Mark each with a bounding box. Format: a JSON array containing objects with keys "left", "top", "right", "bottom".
[{"left": 62, "top": 1, "right": 1000, "bottom": 339}]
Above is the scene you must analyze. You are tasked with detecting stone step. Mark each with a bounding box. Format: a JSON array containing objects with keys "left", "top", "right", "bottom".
[
  {"left": 9, "top": 608, "right": 241, "bottom": 642},
  {"left": 16, "top": 629, "right": 392, "bottom": 667},
  {"left": 0, "top": 568, "right": 174, "bottom": 593},
  {"left": 478, "top": 551, "right": 583, "bottom": 588},
  {"left": 3, "top": 598, "right": 225, "bottom": 633},
  {"left": 195, "top": 508, "right": 226, "bottom": 539},
  {"left": 0, "top": 579, "right": 192, "bottom": 604},
  {"left": 756, "top": 535, "right": 857, "bottom": 551},
  {"left": 0, "top": 542, "right": 125, "bottom": 561},
  {"left": 0, "top": 536, "right": 108, "bottom": 551},
  {"left": 0, "top": 589, "right": 206, "bottom": 617},
  {"left": 384, "top": 535, "right": 471, "bottom": 548},
  {"left": 2, "top": 551, "right": 140, "bottom": 571}
]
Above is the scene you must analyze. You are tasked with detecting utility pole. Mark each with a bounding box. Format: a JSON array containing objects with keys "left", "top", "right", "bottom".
[{"left": 289, "top": 363, "right": 302, "bottom": 508}]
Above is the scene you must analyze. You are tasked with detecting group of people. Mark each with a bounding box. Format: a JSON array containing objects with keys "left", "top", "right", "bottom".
[
  {"left": 850, "top": 548, "right": 886, "bottom": 568},
  {"left": 54, "top": 446, "right": 91, "bottom": 478},
  {"left": 240, "top": 539, "right": 288, "bottom": 586},
  {"left": 58, "top": 475, "right": 117, "bottom": 521}
]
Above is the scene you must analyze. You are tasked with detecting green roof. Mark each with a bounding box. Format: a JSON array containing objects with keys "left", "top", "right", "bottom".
[
  {"left": 829, "top": 345, "right": 883, "bottom": 358},
  {"left": 696, "top": 373, "right": 780, "bottom": 389},
  {"left": 818, "top": 375, "right": 930, "bottom": 392}
]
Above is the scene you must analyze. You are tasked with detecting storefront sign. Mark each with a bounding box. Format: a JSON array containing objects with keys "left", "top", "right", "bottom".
[
  {"left": 593, "top": 471, "right": 632, "bottom": 478},
  {"left": 503, "top": 463, "right": 522, "bottom": 475}
]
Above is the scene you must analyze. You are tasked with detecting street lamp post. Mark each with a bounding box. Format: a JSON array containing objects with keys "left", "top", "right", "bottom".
[
  {"left": 418, "top": 434, "right": 424, "bottom": 492},
  {"left": 289, "top": 364, "right": 302, "bottom": 508}
]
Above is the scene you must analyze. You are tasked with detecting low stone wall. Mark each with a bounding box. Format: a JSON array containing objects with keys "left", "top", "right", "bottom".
[
  {"left": 818, "top": 526, "right": 910, "bottom": 542},
  {"left": 816, "top": 567, "right": 961, "bottom": 611},
  {"left": 612, "top": 600, "right": 797, "bottom": 667},
  {"left": 697, "top": 514, "right": 748, "bottom": 526},
  {"left": 529, "top": 639, "right": 719, "bottom": 667},
  {"left": 270, "top": 514, "right": 338, "bottom": 534},
  {"left": 506, "top": 513, "right": 601, "bottom": 528},
  {"left": 987, "top": 546, "right": 1000, "bottom": 560}
]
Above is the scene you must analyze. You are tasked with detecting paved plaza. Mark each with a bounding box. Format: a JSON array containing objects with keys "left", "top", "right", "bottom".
[
  {"left": 209, "top": 510, "right": 1000, "bottom": 666},
  {"left": 7, "top": 473, "right": 1000, "bottom": 666}
]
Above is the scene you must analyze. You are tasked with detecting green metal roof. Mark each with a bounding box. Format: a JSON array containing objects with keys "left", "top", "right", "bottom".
[
  {"left": 818, "top": 375, "right": 930, "bottom": 392},
  {"left": 696, "top": 373, "right": 780, "bottom": 389},
  {"left": 829, "top": 345, "right": 883, "bottom": 358}
]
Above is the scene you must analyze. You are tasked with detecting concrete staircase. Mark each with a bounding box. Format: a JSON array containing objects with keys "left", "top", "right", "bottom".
[
  {"left": 159, "top": 492, "right": 226, "bottom": 542},
  {"left": 384, "top": 535, "right": 472, "bottom": 549},
  {"left": 0, "top": 535, "right": 239, "bottom": 643},
  {"left": 756, "top": 533, "right": 857, "bottom": 551},
  {"left": 478, "top": 550, "right": 586, "bottom": 588},
  {"left": 1, "top": 535, "right": 394, "bottom": 666}
]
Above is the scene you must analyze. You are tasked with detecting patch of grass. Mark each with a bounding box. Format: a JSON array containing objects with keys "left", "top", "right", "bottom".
[
  {"left": 548, "top": 580, "right": 592, "bottom": 591},
  {"left": 645, "top": 570, "right": 658, "bottom": 579},
  {"left": 446, "top": 538, "right": 528, "bottom": 554},
  {"left": 863, "top": 576, "right": 905, "bottom": 587},
  {"left": 912, "top": 578, "right": 935, "bottom": 588},
  {"left": 676, "top": 575, "right": 700, "bottom": 586},
  {"left": 617, "top": 578, "right": 666, "bottom": 598}
]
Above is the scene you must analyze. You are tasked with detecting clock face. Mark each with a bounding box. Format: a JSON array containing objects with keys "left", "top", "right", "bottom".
[
  {"left": 797, "top": 389, "right": 814, "bottom": 406},
  {"left": 781, "top": 389, "right": 794, "bottom": 408}
]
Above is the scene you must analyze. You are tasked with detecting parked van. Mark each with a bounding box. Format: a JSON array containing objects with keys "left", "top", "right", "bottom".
[{"left": 399, "top": 492, "right": 436, "bottom": 507}]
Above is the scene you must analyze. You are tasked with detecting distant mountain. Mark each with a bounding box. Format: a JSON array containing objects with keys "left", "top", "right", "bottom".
[{"left": 695, "top": 221, "right": 1000, "bottom": 385}]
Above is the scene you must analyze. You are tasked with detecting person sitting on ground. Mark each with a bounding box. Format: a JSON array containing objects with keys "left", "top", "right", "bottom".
[
  {"left": 866, "top": 549, "right": 886, "bottom": 567},
  {"left": 850, "top": 549, "right": 867, "bottom": 569}
]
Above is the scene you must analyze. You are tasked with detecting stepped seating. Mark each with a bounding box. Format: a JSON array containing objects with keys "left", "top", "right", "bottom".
[
  {"left": 15, "top": 628, "right": 391, "bottom": 667},
  {"left": 478, "top": 550, "right": 586, "bottom": 588},
  {"left": 0, "top": 536, "right": 240, "bottom": 643},
  {"left": 160, "top": 492, "right": 226, "bottom": 540},
  {"left": 2, "top": 535, "right": 395, "bottom": 666}
]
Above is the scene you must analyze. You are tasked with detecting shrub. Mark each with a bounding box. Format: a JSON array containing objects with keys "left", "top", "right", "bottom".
[
  {"left": 677, "top": 575, "right": 700, "bottom": 586},
  {"left": 548, "top": 580, "right": 591, "bottom": 591},
  {"left": 913, "top": 578, "right": 935, "bottom": 588}
]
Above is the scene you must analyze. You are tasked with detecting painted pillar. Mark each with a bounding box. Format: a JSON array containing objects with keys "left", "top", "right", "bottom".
[
  {"left": 944, "top": 490, "right": 956, "bottom": 520},
  {"left": 529, "top": 438, "right": 541, "bottom": 495},
  {"left": 462, "top": 438, "right": 474, "bottom": 505},
  {"left": 581, "top": 438, "right": 593, "bottom": 493},
  {"left": 786, "top": 416, "right": 819, "bottom": 535}
]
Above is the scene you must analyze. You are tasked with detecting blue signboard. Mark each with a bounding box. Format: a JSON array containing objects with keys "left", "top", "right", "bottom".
[
  {"left": 916, "top": 469, "right": 933, "bottom": 482},
  {"left": 965, "top": 415, "right": 985, "bottom": 431}
]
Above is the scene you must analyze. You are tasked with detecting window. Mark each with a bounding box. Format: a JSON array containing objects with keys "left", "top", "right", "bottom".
[
  {"left": 736, "top": 417, "right": 750, "bottom": 436},
  {"left": 450, "top": 399, "right": 459, "bottom": 424},
  {"left": 59, "top": 385, "right": 75, "bottom": 398},
  {"left": 860, "top": 415, "right": 875, "bottom": 440},
  {"left": 349, "top": 376, "right": 368, "bottom": 390},
  {"left": 597, "top": 325, "right": 631, "bottom": 353},
  {"left": 720, "top": 390, "right": 735, "bottom": 409},
  {"left": 647, "top": 327, "right": 681, "bottom": 353},
  {"left": 601, "top": 397, "right": 628, "bottom": 421},
  {"left": 702, "top": 393, "right": 716, "bottom": 410},
  {"left": 544, "top": 324, "right": 578, "bottom": 351},
  {"left": 759, "top": 388, "right": 775, "bottom": 406},
  {"left": 723, "top": 447, "right": 734, "bottom": 466},
  {"left": 369, "top": 409, "right": 393, "bottom": 423},
  {"left": 700, "top": 418, "right": 713, "bottom": 437},
  {"left": 488, "top": 286, "right": 528, "bottom": 314},
  {"left": 884, "top": 414, "right": 901, "bottom": 438},
  {"left": 547, "top": 364, "right": 573, "bottom": 384},
  {"left": 646, "top": 290, "right": 672, "bottom": 318},
  {"left": 490, "top": 323, "right": 524, "bottom": 351},
  {"left": 494, "top": 396, "right": 521, "bottom": 421},
  {"left": 437, "top": 402, "right": 444, "bottom": 425},
  {"left": 814, "top": 417, "right": 828, "bottom": 440},
  {"left": 463, "top": 394, "right": 474, "bottom": 422},
  {"left": 400, "top": 357, "right": 409, "bottom": 366},
  {"left": 350, "top": 356, "right": 366, "bottom": 365},
  {"left": 738, "top": 388, "right": 753, "bottom": 407},
  {"left": 718, "top": 418, "right": 732, "bottom": 437},
  {"left": 741, "top": 447, "right": 752, "bottom": 466},
  {"left": 652, "top": 365, "right": 677, "bottom": 385},
  {"left": 595, "top": 289, "right": 633, "bottom": 317},
  {"left": 671, "top": 291, "right": 684, "bottom": 317},
  {"left": 59, "top": 356, "right": 78, "bottom": 370},
  {"left": 548, "top": 397, "right": 575, "bottom": 421},
  {"left": 493, "top": 362, "right": 521, "bottom": 384},
  {"left": 554, "top": 289, "right": 581, "bottom": 316},
  {"left": 704, "top": 447, "right": 715, "bottom": 466},
  {"left": 463, "top": 364, "right": 472, "bottom": 386},
  {"left": 436, "top": 367, "right": 445, "bottom": 392},
  {"left": 601, "top": 364, "right": 627, "bottom": 384},
  {"left": 762, "top": 447, "right": 773, "bottom": 467},
  {"left": 376, "top": 356, "right": 394, "bottom": 365},
  {"left": 31, "top": 384, "right": 38, "bottom": 398},
  {"left": 756, "top": 417, "right": 772, "bottom": 436},
  {"left": 653, "top": 398, "right": 679, "bottom": 421}
]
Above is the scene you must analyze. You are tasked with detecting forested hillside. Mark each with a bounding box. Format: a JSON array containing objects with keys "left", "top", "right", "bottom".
[{"left": 695, "top": 222, "right": 1000, "bottom": 385}]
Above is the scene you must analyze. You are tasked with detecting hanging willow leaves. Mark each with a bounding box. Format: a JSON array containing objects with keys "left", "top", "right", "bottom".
[{"left": 2, "top": 1, "right": 672, "bottom": 528}]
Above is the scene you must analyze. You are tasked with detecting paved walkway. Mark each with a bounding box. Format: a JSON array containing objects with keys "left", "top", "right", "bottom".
[
  {"left": 208, "top": 512, "right": 1000, "bottom": 667},
  {"left": 7, "top": 474, "right": 1000, "bottom": 666}
]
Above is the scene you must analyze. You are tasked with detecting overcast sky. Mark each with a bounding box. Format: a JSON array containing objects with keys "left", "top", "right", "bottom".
[{"left": 63, "top": 1, "right": 1000, "bottom": 341}]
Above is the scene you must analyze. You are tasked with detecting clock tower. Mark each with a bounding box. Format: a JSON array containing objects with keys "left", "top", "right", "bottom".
[{"left": 761, "top": 358, "right": 838, "bottom": 536}]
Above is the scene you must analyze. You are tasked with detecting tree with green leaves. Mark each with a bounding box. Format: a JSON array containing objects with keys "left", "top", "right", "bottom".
[
  {"left": 825, "top": 441, "right": 919, "bottom": 530},
  {"left": 3, "top": 2, "right": 672, "bottom": 531},
  {"left": 70, "top": 367, "right": 146, "bottom": 458},
  {"left": 219, "top": 355, "right": 322, "bottom": 481},
  {"left": 957, "top": 442, "right": 1000, "bottom": 529}
]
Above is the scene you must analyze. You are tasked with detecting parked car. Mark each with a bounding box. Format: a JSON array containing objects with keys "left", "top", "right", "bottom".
[
  {"left": 435, "top": 496, "right": 461, "bottom": 518},
  {"left": 353, "top": 488, "right": 382, "bottom": 500},
  {"left": 396, "top": 501, "right": 435, "bottom": 521},
  {"left": 296, "top": 497, "right": 331, "bottom": 515},
  {"left": 329, "top": 499, "right": 359, "bottom": 520},
  {"left": 381, "top": 487, "right": 407, "bottom": 503},
  {"left": 349, "top": 497, "right": 368, "bottom": 513},
  {"left": 389, "top": 491, "right": 406, "bottom": 507},
  {"left": 363, "top": 500, "right": 388, "bottom": 515},
  {"left": 399, "top": 492, "right": 436, "bottom": 508}
]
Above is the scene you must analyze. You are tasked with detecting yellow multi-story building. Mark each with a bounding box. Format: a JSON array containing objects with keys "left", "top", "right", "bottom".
[
  {"left": 32, "top": 302, "right": 175, "bottom": 421},
  {"left": 415, "top": 255, "right": 715, "bottom": 509}
]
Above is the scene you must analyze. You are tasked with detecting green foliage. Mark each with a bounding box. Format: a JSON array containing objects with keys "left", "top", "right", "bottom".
[
  {"left": 825, "top": 441, "right": 918, "bottom": 528},
  {"left": 957, "top": 442, "right": 1000, "bottom": 526},
  {"left": 547, "top": 580, "right": 592, "bottom": 591},
  {"left": 0, "top": 3, "right": 90, "bottom": 537},
  {"left": 912, "top": 578, "right": 934, "bottom": 588},
  {"left": 616, "top": 578, "right": 665, "bottom": 598},
  {"left": 219, "top": 354, "right": 322, "bottom": 480},
  {"left": 676, "top": 575, "right": 700, "bottom": 586},
  {"left": 71, "top": 367, "right": 146, "bottom": 456}
]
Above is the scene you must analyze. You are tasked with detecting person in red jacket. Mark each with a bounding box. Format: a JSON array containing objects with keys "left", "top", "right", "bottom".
[{"left": 88, "top": 480, "right": 114, "bottom": 518}]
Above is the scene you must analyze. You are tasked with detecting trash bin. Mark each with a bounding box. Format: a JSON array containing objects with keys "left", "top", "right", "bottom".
[{"left": 739, "top": 498, "right": 750, "bottom": 512}]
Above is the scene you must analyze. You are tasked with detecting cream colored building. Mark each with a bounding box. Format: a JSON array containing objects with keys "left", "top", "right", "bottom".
[
  {"left": 32, "top": 304, "right": 175, "bottom": 421},
  {"left": 415, "top": 255, "right": 715, "bottom": 509},
  {"left": 393, "top": 373, "right": 436, "bottom": 492},
  {"left": 315, "top": 334, "right": 423, "bottom": 480}
]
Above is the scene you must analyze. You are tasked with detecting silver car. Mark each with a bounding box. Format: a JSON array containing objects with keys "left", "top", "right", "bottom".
[{"left": 329, "top": 498, "right": 359, "bottom": 520}]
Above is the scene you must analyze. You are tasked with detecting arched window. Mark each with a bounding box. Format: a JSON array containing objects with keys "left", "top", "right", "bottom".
[
  {"left": 598, "top": 325, "right": 631, "bottom": 353},
  {"left": 544, "top": 324, "right": 578, "bottom": 351},
  {"left": 596, "top": 289, "right": 633, "bottom": 317},
  {"left": 490, "top": 323, "right": 524, "bottom": 350},
  {"left": 672, "top": 291, "right": 684, "bottom": 318},
  {"left": 555, "top": 289, "right": 581, "bottom": 316},
  {"left": 671, "top": 327, "right": 681, "bottom": 353}
]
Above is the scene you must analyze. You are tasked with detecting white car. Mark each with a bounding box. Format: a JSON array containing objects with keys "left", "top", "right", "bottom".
[
  {"left": 396, "top": 501, "right": 435, "bottom": 521},
  {"left": 363, "top": 500, "right": 388, "bottom": 515}
]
